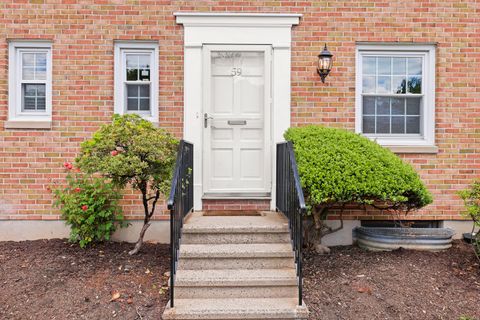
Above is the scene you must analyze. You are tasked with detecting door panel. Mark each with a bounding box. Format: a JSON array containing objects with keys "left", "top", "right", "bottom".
[{"left": 204, "top": 46, "right": 271, "bottom": 194}]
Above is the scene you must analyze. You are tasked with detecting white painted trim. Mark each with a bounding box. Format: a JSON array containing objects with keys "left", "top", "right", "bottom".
[
  {"left": 114, "top": 41, "right": 159, "bottom": 124},
  {"left": 355, "top": 44, "right": 436, "bottom": 149},
  {"left": 8, "top": 40, "right": 52, "bottom": 126},
  {"left": 176, "top": 13, "right": 299, "bottom": 210}
]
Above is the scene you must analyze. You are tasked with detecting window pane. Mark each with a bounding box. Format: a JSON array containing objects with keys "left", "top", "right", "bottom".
[
  {"left": 126, "top": 55, "right": 139, "bottom": 68},
  {"left": 126, "top": 69, "right": 138, "bottom": 81},
  {"left": 363, "top": 57, "right": 376, "bottom": 74},
  {"left": 408, "top": 58, "right": 422, "bottom": 75},
  {"left": 127, "top": 84, "right": 139, "bottom": 97},
  {"left": 391, "top": 116, "right": 405, "bottom": 134},
  {"left": 407, "top": 98, "right": 421, "bottom": 115},
  {"left": 363, "top": 116, "right": 375, "bottom": 133},
  {"left": 376, "top": 116, "right": 390, "bottom": 133},
  {"left": 35, "top": 66, "right": 46, "bottom": 80},
  {"left": 127, "top": 98, "right": 138, "bottom": 111},
  {"left": 406, "top": 116, "right": 420, "bottom": 133},
  {"left": 391, "top": 98, "right": 405, "bottom": 115},
  {"left": 139, "top": 55, "right": 150, "bottom": 68},
  {"left": 363, "top": 96, "right": 375, "bottom": 114},
  {"left": 139, "top": 85, "right": 150, "bottom": 97},
  {"left": 392, "top": 76, "right": 406, "bottom": 94},
  {"left": 140, "top": 69, "right": 150, "bottom": 81},
  {"left": 377, "top": 76, "right": 391, "bottom": 93},
  {"left": 377, "top": 57, "right": 391, "bottom": 75},
  {"left": 23, "top": 67, "right": 35, "bottom": 80},
  {"left": 139, "top": 98, "right": 150, "bottom": 111},
  {"left": 36, "top": 97, "right": 46, "bottom": 110},
  {"left": 362, "top": 76, "right": 376, "bottom": 93},
  {"left": 377, "top": 97, "right": 390, "bottom": 115},
  {"left": 22, "top": 53, "right": 35, "bottom": 67},
  {"left": 407, "top": 76, "right": 422, "bottom": 93},
  {"left": 22, "top": 84, "right": 46, "bottom": 111},
  {"left": 392, "top": 58, "right": 406, "bottom": 75}
]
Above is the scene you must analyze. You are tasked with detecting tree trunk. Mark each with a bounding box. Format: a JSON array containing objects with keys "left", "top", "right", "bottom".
[{"left": 129, "top": 221, "right": 151, "bottom": 255}]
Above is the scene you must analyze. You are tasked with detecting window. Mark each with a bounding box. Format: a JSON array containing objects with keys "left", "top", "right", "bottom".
[
  {"left": 356, "top": 44, "right": 436, "bottom": 149},
  {"left": 114, "top": 42, "right": 158, "bottom": 123},
  {"left": 7, "top": 41, "right": 52, "bottom": 128}
]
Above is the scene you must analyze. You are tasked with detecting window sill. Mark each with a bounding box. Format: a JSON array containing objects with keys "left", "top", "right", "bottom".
[
  {"left": 4, "top": 120, "right": 52, "bottom": 129},
  {"left": 384, "top": 145, "right": 438, "bottom": 154}
]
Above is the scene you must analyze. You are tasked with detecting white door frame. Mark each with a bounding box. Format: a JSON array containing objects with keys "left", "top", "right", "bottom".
[
  {"left": 175, "top": 12, "right": 301, "bottom": 210},
  {"left": 203, "top": 44, "right": 272, "bottom": 196}
]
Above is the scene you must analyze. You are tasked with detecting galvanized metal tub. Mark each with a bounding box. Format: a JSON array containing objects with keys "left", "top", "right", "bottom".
[{"left": 354, "top": 227, "right": 455, "bottom": 251}]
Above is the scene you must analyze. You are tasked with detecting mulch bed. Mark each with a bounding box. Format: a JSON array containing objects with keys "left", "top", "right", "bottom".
[{"left": 1, "top": 239, "right": 479, "bottom": 319}]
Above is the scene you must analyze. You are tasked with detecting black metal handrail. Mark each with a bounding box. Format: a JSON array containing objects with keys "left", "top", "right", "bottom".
[
  {"left": 276, "top": 141, "right": 306, "bottom": 306},
  {"left": 167, "top": 140, "right": 194, "bottom": 308}
]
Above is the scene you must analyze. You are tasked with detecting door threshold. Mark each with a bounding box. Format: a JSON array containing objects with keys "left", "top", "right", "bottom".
[{"left": 202, "top": 192, "right": 271, "bottom": 200}]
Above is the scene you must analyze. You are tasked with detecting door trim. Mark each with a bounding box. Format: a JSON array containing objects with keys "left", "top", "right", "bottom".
[
  {"left": 202, "top": 45, "right": 272, "bottom": 196},
  {"left": 176, "top": 13, "right": 300, "bottom": 210}
]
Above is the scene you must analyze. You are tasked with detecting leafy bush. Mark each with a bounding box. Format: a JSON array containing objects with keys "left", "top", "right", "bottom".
[
  {"left": 284, "top": 125, "right": 433, "bottom": 211},
  {"left": 76, "top": 114, "right": 178, "bottom": 254},
  {"left": 53, "top": 165, "right": 126, "bottom": 248},
  {"left": 458, "top": 181, "right": 480, "bottom": 253},
  {"left": 284, "top": 126, "right": 432, "bottom": 249}
]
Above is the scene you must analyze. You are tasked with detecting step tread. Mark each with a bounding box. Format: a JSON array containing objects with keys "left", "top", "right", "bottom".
[
  {"left": 180, "top": 243, "right": 294, "bottom": 258},
  {"left": 163, "top": 298, "right": 308, "bottom": 319},
  {"left": 183, "top": 214, "right": 289, "bottom": 233},
  {"left": 175, "top": 269, "right": 297, "bottom": 286}
]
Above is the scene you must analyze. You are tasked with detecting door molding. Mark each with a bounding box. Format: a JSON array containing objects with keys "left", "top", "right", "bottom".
[{"left": 175, "top": 12, "right": 301, "bottom": 210}]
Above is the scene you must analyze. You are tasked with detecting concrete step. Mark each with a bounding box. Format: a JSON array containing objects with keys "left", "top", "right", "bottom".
[
  {"left": 178, "top": 243, "right": 295, "bottom": 270},
  {"left": 174, "top": 269, "right": 298, "bottom": 299},
  {"left": 180, "top": 243, "right": 294, "bottom": 258},
  {"left": 182, "top": 231, "right": 291, "bottom": 244},
  {"left": 162, "top": 298, "right": 309, "bottom": 320}
]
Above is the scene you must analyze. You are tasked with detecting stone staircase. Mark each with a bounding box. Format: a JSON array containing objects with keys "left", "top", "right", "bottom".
[{"left": 162, "top": 211, "right": 309, "bottom": 320}]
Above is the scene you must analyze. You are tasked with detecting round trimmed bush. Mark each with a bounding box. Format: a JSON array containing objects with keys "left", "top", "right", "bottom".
[{"left": 284, "top": 125, "right": 432, "bottom": 212}]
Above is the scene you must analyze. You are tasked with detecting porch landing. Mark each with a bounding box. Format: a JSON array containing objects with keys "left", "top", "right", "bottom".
[{"left": 162, "top": 211, "right": 309, "bottom": 320}]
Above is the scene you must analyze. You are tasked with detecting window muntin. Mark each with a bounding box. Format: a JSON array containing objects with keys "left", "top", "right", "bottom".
[
  {"left": 124, "top": 52, "right": 152, "bottom": 113},
  {"left": 114, "top": 43, "right": 158, "bottom": 122},
  {"left": 360, "top": 53, "right": 425, "bottom": 136},
  {"left": 8, "top": 42, "right": 52, "bottom": 124}
]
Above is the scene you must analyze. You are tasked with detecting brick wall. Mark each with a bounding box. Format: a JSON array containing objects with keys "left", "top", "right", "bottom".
[{"left": 0, "top": 0, "right": 478, "bottom": 221}]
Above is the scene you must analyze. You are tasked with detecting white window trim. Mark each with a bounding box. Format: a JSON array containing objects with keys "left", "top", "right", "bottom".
[
  {"left": 114, "top": 41, "right": 159, "bottom": 124},
  {"left": 355, "top": 44, "right": 436, "bottom": 149},
  {"left": 7, "top": 40, "right": 52, "bottom": 127}
]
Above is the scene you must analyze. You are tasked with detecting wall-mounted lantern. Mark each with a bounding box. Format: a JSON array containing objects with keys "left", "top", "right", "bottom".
[{"left": 317, "top": 44, "right": 333, "bottom": 83}]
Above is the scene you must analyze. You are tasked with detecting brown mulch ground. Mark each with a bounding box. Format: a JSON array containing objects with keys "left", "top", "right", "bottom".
[
  {"left": 304, "top": 241, "right": 480, "bottom": 320},
  {"left": 0, "top": 239, "right": 479, "bottom": 320}
]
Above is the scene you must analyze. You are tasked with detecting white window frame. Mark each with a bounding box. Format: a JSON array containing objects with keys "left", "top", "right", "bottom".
[
  {"left": 114, "top": 41, "right": 159, "bottom": 124},
  {"left": 355, "top": 44, "right": 436, "bottom": 149},
  {"left": 7, "top": 40, "right": 52, "bottom": 128}
]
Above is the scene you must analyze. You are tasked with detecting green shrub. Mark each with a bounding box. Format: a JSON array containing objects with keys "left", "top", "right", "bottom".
[
  {"left": 53, "top": 167, "right": 127, "bottom": 248},
  {"left": 284, "top": 126, "right": 433, "bottom": 212},
  {"left": 458, "top": 181, "right": 480, "bottom": 253},
  {"left": 76, "top": 114, "right": 178, "bottom": 254}
]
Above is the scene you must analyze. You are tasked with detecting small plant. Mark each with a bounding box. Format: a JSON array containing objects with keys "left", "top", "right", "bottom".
[
  {"left": 458, "top": 180, "right": 480, "bottom": 255},
  {"left": 53, "top": 163, "right": 127, "bottom": 248},
  {"left": 76, "top": 114, "right": 178, "bottom": 254},
  {"left": 284, "top": 125, "right": 432, "bottom": 248}
]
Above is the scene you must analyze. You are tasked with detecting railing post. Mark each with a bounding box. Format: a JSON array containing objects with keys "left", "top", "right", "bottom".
[{"left": 275, "top": 141, "right": 306, "bottom": 307}]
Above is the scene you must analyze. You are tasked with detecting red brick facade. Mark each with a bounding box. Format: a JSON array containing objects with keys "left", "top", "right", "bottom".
[{"left": 0, "top": 1, "right": 478, "bottom": 221}]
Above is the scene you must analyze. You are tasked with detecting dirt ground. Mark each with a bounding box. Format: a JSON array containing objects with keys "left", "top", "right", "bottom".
[{"left": 0, "top": 239, "right": 479, "bottom": 320}]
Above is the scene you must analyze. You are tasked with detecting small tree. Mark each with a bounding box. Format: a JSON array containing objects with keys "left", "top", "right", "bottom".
[
  {"left": 76, "top": 114, "right": 178, "bottom": 254},
  {"left": 284, "top": 125, "right": 433, "bottom": 248}
]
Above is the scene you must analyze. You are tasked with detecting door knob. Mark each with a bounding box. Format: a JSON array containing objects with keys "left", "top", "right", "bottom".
[{"left": 204, "top": 113, "right": 214, "bottom": 128}]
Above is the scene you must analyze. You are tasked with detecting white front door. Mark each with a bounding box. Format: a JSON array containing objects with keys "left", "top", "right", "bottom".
[{"left": 203, "top": 45, "right": 272, "bottom": 196}]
